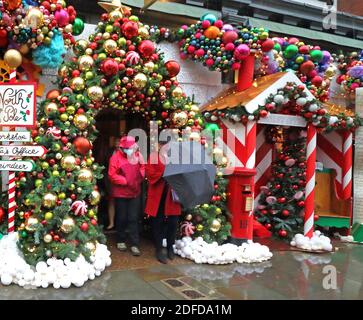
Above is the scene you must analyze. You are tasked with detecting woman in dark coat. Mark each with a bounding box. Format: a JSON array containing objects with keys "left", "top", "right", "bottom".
[{"left": 145, "top": 147, "right": 181, "bottom": 264}]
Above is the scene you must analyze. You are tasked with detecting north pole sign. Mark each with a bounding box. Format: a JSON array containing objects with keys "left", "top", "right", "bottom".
[
  {"left": 0, "top": 145, "right": 47, "bottom": 157},
  {"left": 0, "top": 82, "right": 36, "bottom": 128},
  {"left": 0, "top": 160, "right": 35, "bottom": 172}
]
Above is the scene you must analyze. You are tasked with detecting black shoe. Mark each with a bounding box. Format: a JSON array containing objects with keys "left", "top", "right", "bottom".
[
  {"left": 156, "top": 249, "right": 168, "bottom": 264},
  {"left": 167, "top": 248, "right": 175, "bottom": 260}
]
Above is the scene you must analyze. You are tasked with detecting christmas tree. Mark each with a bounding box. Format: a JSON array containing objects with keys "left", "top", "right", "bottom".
[{"left": 14, "top": 2, "right": 231, "bottom": 265}]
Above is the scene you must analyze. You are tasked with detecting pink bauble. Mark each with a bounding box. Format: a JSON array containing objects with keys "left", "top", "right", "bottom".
[
  {"left": 288, "top": 37, "right": 299, "bottom": 44},
  {"left": 206, "top": 58, "right": 214, "bottom": 67},
  {"left": 55, "top": 9, "right": 70, "bottom": 27},
  {"left": 222, "top": 30, "right": 238, "bottom": 44},
  {"left": 234, "top": 44, "right": 250, "bottom": 60},
  {"left": 222, "top": 24, "right": 234, "bottom": 31},
  {"left": 308, "top": 70, "right": 318, "bottom": 78},
  {"left": 225, "top": 42, "right": 235, "bottom": 51},
  {"left": 350, "top": 83, "right": 360, "bottom": 90},
  {"left": 187, "top": 45, "right": 195, "bottom": 54},
  {"left": 138, "top": 40, "right": 155, "bottom": 58},
  {"left": 196, "top": 49, "right": 205, "bottom": 57},
  {"left": 201, "top": 20, "right": 211, "bottom": 29},
  {"left": 214, "top": 20, "right": 224, "bottom": 28}
]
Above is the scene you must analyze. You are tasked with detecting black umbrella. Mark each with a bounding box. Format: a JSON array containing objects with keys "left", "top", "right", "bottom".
[{"left": 163, "top": 141, "right": 216, "bottom": 209}]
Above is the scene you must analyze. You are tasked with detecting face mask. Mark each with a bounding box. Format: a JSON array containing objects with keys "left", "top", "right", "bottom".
[{"left": 122, "top": 148, "right": 134, "bottom": 156}]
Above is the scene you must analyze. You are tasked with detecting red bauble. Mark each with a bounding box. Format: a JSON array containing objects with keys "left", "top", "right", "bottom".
[
  {"left": 165, "top": 60, "right": 180, "bottom": 78},
  {"left": 277, "top": 197, "right": 286, "bottom": 203},
  {"left": 138, "top": 40, "right": 155, "bottom": 58},
  {"left": 314, "top": 214, "right": 319, "bottom": 221},
  {"left": 121, "top": 21, "right": 139, "bottom": 39},
  {"left": 222, "top": 30, "right": 238, "bottom": 44},
  {"left": 91, "top": 219, "right": 97, "bottom": 226},
  {"left": 261, "top": 39, "right": 274, "bottom": 52},
  {"left": 279, "top": 229, "right": 287, "bottom": 237},
  {"left": 73, "top": 137, "right": 92, "bottom": 156},
  {"left": 0, "top": 207, "right": 5, "bottom": 222},
  {"left": 265, "top": 223, "right": 272, "bottom": 230},
  {"left": 102, "top": 58, "right": 119, "bottom": 76},
  {"left": 282, "top": 210, "right": 289, "bottom": 217},
  {"left": 259, "top": 110, "right": 268, "bottom": 118},
  {"left": 300, "top": 61, "right": 315, "bottom": 75},
  {"left": 80, "top": 222, "right": 89, "bottom": 232},
  {"left": 297, "top": 200, "right": 305, "bottom": 207}
]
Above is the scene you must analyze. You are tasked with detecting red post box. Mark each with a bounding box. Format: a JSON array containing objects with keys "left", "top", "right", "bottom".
[{"left": 227, "top": 168, "right": 256, "bottom": 245}]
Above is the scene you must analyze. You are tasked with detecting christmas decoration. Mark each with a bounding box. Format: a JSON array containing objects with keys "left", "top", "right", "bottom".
[{"left": 290, "top": 230, "right": 333, "bottom": 251}]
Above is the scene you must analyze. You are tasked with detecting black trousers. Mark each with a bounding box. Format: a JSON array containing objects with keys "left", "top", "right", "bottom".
[
  {"left": 114, "top": 196, "right": 140, "bottom": 246},
  {"left": 151, "top": 188, "right": 179, "bottom": 251}
]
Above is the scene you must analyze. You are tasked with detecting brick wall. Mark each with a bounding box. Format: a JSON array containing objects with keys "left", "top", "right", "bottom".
[{"left": 338, "top": 0, "right": 363, "bottom": 17}]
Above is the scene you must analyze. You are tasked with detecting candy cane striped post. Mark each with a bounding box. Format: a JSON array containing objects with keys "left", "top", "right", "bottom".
[
  {"left": 245, "top": 121, "right": 257, "bottom": 169},
  {"left": 7, "top": 69, "right": 17, "bottom": 233},
  {"left": 304, "top": 124, "right": 317, "bottom": 238},
  {"left": 342, "top": 131, "right": 353, "bottom": 200}
]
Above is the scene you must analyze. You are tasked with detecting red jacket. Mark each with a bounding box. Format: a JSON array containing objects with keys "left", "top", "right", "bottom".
[
  {"left": 145, "top": 152, "right": 181, "bottom": 217},
  {"left": 108, "top": 149, "right": 145, "bottom": 198}
]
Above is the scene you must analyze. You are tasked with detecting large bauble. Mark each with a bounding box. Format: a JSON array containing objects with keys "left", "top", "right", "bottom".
[
  {"left": 43, "top": 193, "right": 58, "bottom": 208},
  {"left": 89, "top": 190, "right": 101, "bottom": 205},
  {"left": 4, "top": 49, "right": 22, "bottom": 69},
  {"left": 165, "top": 60, "right": 180, "bottom": 78},
  {"left": 72, "top": 17, "right": 85, "bottom": 36},
  {"left": 172, "top": 86, "right": 183, "bottom": 99},
  {"left": 138, "top": 40, "right": 155, "bottom": 58},
  {"left": 4, "top": 0, "right": 22, "bottom": 11},
  {"left": 44, "top": 102, "right": 58, "bottom": 115},
  {"left": 210, "top": 219, "right": 221, "bottom": 233},
  {"left": 109, "top": 9, "right": 123, "bottom": 21},
  {"left": 25, "top": 217, "right": 39, "bottom": 232},
  {"left": 78, "top": 168, "right": 93, "bottom": 183},
  {"left": 73, "top": 39, "right": 89, "bottom": 55},
  {"left": 70, "top": 77, "right": 85, "bottom": 92},
  {"left": 46, "top": 90, "right": 61, "bottom": 100},
  {"left": 61, "top": 155, "right": 76, "bottom": 171},
  {"left": 78, "top": 55, "right": 94, "bottom": 71},
  {"left": 87, "top": 86, "right": 104, "bottom": 102},
  {"left": 122, "top": 21, "right": 139, "bottom": 39},
  {"left": 102, "top": 58, "right": 119, "bottom": 76},
  {"left": 172, "top": 111, "right": 188, "bottom": 128},
  {"left": 25, "top": 8, "right": 44, "bottom": 29},
  {"left": 73, "top": 114, "right": 89, "bottom": 130},
  {"left": 103, "top": 39, "right": 117, "bottom": 53},
  {"left": 73, "top": 137, "right": 92, "bottom": 155},
  {"left": 132, "top": 73, "right": 148, "bottom": 90},
  {"left": 60, "top": 217, "right": 75, "bottom": 233}
]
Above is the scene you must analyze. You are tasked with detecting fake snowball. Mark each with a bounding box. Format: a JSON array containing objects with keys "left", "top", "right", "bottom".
[
  {"left": 174, "top": 237, "right": 272, "bottom": 265},
  {"left": 0, "top": 233, "right": 112, "bottom": 288},
  {"left": 290, "top": 231, "right": 333, "bottom": 252}
]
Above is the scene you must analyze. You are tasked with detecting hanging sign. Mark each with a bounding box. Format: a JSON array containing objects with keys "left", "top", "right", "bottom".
[
  {"left": 0, "top": 145, "right": 47, "bottom": 157},
  {"left": 258, "top": 114, "right": 307, "bottom": 127},
  {"left": 0, "top": 131, "right": 31, "bottom": 142},
  {"left": 0, "top": 82, "right": 37, "bottom": 128},
  {"left": 0, "top": 160, "right": 35, "bottom": 172}
]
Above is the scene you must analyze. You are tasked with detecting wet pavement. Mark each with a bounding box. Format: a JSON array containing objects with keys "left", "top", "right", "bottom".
[{"left": 1, "top": 237, "right": 363, "bottom": 300}]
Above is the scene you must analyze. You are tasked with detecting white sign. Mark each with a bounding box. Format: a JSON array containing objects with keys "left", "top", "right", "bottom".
[
  {"left": 258, "top": 114, "right": 307, "bottom": 127},
  {"left": 0, "top": 160, "right": 35, "bottom": 172},
  {"left": 0, "top": 145, "right": 47, "bottom": 157},
  {"left": 0, "top": 131, "right": 31, "bottom": 142},
  {"left": 0, "top": 82, "right": 36, "bottom": 128}
]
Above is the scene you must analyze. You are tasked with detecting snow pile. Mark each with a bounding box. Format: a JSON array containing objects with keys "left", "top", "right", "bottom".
[
  {"left": 0, "top": 233, "right": 111, "bottom": 288},
  {"left": 333, "top": 233, "right": 355, "bottom": 243},
  {"left": 290, "top": 231, "right": 333, "bottom": 251},
  {"left": 174, "top": 237, "right": 272, "bottom": 264}
]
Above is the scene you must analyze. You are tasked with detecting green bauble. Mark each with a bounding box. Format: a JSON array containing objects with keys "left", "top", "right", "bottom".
[
  {"left": 284, "top": 45, "right": 298, "bottom": 59},
  {"left": 72, "top": 18, "right": 85, "bottom": 36},
  {"left": 205, "top": 122, "right": 220, "bottom": 133},
  {"left": 310, "top": 50, "right": 323, "bottom": 63}
]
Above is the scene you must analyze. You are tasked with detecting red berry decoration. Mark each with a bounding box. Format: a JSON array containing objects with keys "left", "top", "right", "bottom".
[
  {"left": 298, "top": 200, "right": 305, "bottom": 207},
  {"left": 277, "top": 197, "right": 286, "bottom": 203},
  {"left": 282, "top": 210, "right": 289, "bottom": 217},
  {"left": 80, "top": 222, "right": 89, "bottom": 232},
  {"left": 265, "top": 223, "right": 272, "bottom": 230},
  {"left": 279, "top": 229, "right": 287, "bottom": 237},
  {"left": 259, "top": 110, "right": 268, "bottom": 118},
  {"left": 91, "top": 219, "right": 97, "bottom": 226}
]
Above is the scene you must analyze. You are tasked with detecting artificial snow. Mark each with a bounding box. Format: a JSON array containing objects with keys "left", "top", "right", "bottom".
[
  {"left": 334, "top": 233, "right": 356, "bottom": 243},
  {"left": 290, "top": 231, "right": 333, "bottom": 252},
  {"left": 174, "top": 237, "right": 273, "bottom": 264},
  {"left": 0, "top": 233, "right": 112, "bottom": 288}
]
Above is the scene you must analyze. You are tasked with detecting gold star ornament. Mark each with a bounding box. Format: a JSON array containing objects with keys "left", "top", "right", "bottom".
[{"left": 98, "top": 0, "right": 131, "bottom": 14}]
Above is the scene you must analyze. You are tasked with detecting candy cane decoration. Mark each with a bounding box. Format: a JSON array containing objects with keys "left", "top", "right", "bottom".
[
  {"left": 304, "top": 124, "right": 317, "bottom": 238},
  {"left": 46, "top": 126, "right": 62, "bottom": 139},
  {"left": 342, "top": 131, "right": 353, "bottom": 200},
  {"left": 71, "top": 200, "right": 88, "bottom": 216},
  {"left": 7, "top": 69, "right": 17, "bottom": 233},
  {"left": 245, "top": 121, "right": 257, "bottom": 169},
  {"left": 181, "top": 221, "right": 195, "bottom": 237}
]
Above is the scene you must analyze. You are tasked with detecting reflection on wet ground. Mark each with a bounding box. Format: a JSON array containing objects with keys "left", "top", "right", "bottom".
[{"left": 1, "top": 238, "right": 363, "bottom": 300}]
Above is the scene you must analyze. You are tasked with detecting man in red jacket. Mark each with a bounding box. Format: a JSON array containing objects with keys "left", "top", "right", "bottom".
[
  {"left": 108, "top": 136, "right": 145, "bottom": 256},
  {"left": 145, "top": 142, "right": 182, "bottom": 264}
]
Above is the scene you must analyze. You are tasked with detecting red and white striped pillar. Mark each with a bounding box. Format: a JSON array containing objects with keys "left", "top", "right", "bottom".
[
  {"left": 304, "top": 124, "right": 317, "bottom": 238},
  {"left": 342, "top": 131, "right": 353, "bottom": 200},
  {"left": 7, "top": 69, "right": 17, "bottom": 233},
  {"left": 245, "top": 121, "right": 257, "bottom": 170}
]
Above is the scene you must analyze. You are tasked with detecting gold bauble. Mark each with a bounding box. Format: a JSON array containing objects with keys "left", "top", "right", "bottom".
[
  {"left": 109, "top": 9, "right": 123, "bottom": 21},
  {"left": 70, "top": 77, "right": 85, "bottom": 92},
  {"left": 85, "top": 241, "right": 97, "bottom": 254},
  {"left": 196, "top": 224, "right": 204, "bottom": 232},
  {"left": 4, "top": 49, "right": 22, "bottom": 69},
  {"left": 61, "top": 155, "right": 76, "bottom": 171},
  {"left": 103, "top": 39, "right": 117, "bottom": 53},
  {"left": 185, "top": 214, "right": 193, "bottom": 221},
  {"left": 43, "top": 234, "right": 53, "bottom": 243},
  {"left": 210, "top": 219, "right": 221, "bottom": 233},
  {"left": 25, "top": 8, "right": 44, "bottom": 29},
  {"left": 191, "top": 104, "right": 199, "bottom": 112},
  {"left": 172, "top": 86, "right": 183, "bottom": 99},
  {"left": 73, "top": 39, "right": 89, "bottom": 55},
  {"left": 58, "top": 65, "right": 69, "bottom": 78},
  {"left": 133, "top": 73, "right": 148, "bottom": 90},
  {"left": 43, "top": 193, "right": 58, "bottom": 208},
  {"left": 44, "top": 102, "right": 58, "bottom": 115},
  {"left": 89, "top": 190, "right": 101, "bottom": 205},
  {"left": 61, "top": 217, "right": 75, "bottom": 233},
  {"left": 78, "top": 168, "right": 93, "bottom": 183},
  {"left": 144, "top": 61, "right": 155, "bottom": 73},
  {"left": 87, "top": 86, "right": 104, "bottom": 102},
  {"left": 19, "top": 44, "right": 30, "bottom": 55},
  {"left": 172, "top": 111, "right": 188, "bottom": 128},
  {"left": 138, "top": 26, "right": 149, "bottom": 38},
  {"left": 25, "top": 217, "right": 39, "bottom": 232},
  {"left": 325, "top": 66, "right": 336, "bottom": 78},
  {"left": 78, "top": 55, "right": 94, "bottom": 71},
  {"left": 73, "top": 114, "right": 89, "bottom": 130}
]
